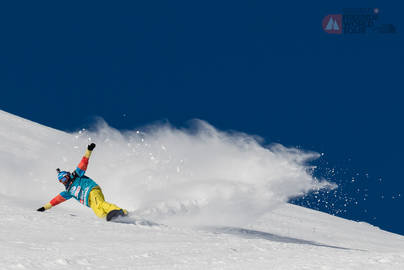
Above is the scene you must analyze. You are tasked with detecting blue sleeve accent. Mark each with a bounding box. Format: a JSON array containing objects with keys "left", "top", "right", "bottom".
[
  {"left": 60, "top": 191, "right": 73, "bottom": 200},
  {"left": 75, "top": 167, "right": 85, "bottom": 177}
]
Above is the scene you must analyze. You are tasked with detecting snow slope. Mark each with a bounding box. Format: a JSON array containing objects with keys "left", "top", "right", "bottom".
[{"left": 0, "top": 110, "right": 404, "bottom": 269}]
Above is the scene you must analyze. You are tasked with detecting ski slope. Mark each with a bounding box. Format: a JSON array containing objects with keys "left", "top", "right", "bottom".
[{"left": 0, "top": 110, "right": 404, "bottom": 269}]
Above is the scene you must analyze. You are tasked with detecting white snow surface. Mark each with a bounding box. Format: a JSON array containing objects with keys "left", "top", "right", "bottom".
[{"left": 0, "top": 109, "right": 404, "bottom": 269}]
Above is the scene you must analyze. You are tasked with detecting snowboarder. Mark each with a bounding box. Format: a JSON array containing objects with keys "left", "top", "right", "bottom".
[{"left": 36, "top": 143, "right": 128, "bottom": 221}]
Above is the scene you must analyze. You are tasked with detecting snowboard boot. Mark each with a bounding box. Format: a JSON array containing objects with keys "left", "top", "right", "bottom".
[{"left": 106, "top": 209, "right": 128, "bottom": 221}]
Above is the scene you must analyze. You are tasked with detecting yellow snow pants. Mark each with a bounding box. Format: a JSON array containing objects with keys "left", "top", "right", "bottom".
[{"left": 88, "top": 187, "right": 122, "bottom": 218}]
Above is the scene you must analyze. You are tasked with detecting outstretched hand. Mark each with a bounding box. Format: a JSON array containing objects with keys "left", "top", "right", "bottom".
[
  {"left": 88, "top": 143, "right": 96, "bottom": 151},
  {"left": 37, "top": 207, "right": 45, "bottom": 212}
]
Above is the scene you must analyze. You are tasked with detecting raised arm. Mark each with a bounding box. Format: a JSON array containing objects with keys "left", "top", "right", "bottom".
[{"left": 75, "top": 143, "right": 96, "bottom": 177}]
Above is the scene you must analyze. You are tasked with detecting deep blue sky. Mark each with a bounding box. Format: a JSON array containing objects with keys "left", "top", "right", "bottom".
[{"left": 1, "top": 2, "right": 403, "bottom": 234}]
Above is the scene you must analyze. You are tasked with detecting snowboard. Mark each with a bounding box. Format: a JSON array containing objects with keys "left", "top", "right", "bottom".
[{"left": 111, "top": 216, "right": 161, "bottom": 226}]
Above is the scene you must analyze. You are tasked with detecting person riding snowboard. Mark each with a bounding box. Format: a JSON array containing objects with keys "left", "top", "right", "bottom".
[{"left": 37, "top": 143, "right": 128, "bottom": 221}]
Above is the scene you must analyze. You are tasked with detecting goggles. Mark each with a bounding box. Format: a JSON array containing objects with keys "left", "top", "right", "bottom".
[{"left": 59, "top": 174, "right": 71, "bottom": 184}]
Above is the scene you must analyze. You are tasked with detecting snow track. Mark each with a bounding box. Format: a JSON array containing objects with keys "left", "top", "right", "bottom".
[{"left": 1, "top": 195, "right": 404, "bottom": 269}]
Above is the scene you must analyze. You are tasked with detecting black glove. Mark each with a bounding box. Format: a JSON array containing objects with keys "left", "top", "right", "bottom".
[
  {"left": 88, "top": 143, "right": 96, "bottom": 151},
  {"left": 37, "top": 207, "right": 45, "bottom": 212}
]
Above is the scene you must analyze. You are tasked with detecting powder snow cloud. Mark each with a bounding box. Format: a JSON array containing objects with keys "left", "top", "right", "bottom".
[{"left": 0, "top": 110, "right": 335, "bottom": 226}]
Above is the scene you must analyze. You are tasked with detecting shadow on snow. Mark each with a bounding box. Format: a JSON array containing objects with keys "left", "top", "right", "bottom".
[{"left": 210, "top": 227, "right": 366, "bottom": 251}]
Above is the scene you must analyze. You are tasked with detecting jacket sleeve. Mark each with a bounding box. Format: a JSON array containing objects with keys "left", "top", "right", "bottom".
[
  {"left": 45, "top": 191, "right": 73, "bottom": 209},
  {"left": 75, "top": 149, "right": 93, "bottom": 177}
]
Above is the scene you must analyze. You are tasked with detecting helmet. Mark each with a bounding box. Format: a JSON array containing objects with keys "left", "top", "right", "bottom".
[{"left": 56, "top": 168, "right": 71, "bottom": 184}]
